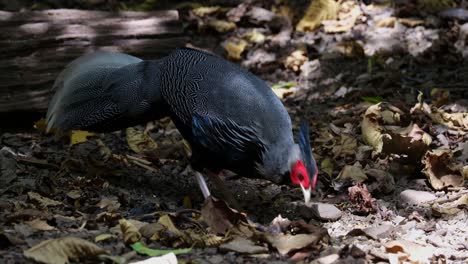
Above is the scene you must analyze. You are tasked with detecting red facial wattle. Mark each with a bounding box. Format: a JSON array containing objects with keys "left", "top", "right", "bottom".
[{"left": 290, "top": 160, "right": 310, "bottom": 188}]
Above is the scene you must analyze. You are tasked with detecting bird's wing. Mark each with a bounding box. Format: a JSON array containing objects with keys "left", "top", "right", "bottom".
[
  {"left": 47, "top": 52, "right": 165, "bottom": 132},
  {"left": 191, "top": 113, "right": 265, "bottom": 162}
]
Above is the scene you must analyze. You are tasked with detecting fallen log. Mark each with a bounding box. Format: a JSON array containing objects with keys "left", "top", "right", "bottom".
[{"left": 0, "top": 9, "right": 186, "bottom": 112}]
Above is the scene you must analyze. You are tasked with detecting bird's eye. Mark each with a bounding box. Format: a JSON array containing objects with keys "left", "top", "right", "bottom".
[{"left": 297, "top": 173, "right": 304, "bottom": 182}]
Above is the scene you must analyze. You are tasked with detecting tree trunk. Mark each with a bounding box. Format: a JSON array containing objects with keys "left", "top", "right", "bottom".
[{"left": 0, "top": 9, "right": 186, "bottom": 112}]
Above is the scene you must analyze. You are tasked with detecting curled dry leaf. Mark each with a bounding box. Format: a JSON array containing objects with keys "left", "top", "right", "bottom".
[
  {"left": 362, "top": 103, "right": 400, "bottom": 153},
  {"left": 296, "top": 0, "right": 339, "bottom": 32},
  {"left": 120, "top": 219, "right": 142, "bottom": 245},
  {"left": 264, "top": 219, "right": 329, "bottom": 256},
  {"left": 362, "top": 103, "right": 431, "bottom": 161},
  {"left": 384, "top": 240, "right": 434, "bottom": 263},
  {"left": 432, "top": 194, "right": 468, "bottom": 215},
  {"left": 348, "top": 184, "right": 377, "bottom": 215},
  {"left": 126, "top": 127, "right": 158, "bottom": 154},
  {"left": 201, "top": 196, "right": 249, "bottom": 235},
  {"left": 23, "top": 237, "right": 107, "bottom": 264},
  {"left": 413, "top": 102, "right": 468, "bottom": 133},
  {"left": 422, "top": 149, "right": 465, "bottom": 190}
]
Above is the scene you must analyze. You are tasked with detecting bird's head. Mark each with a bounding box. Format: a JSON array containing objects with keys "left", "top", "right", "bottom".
[{"left": 288, "top": 120, "right": 318, "bottom": 204}]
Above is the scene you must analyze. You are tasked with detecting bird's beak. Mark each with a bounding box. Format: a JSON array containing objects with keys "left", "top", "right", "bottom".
[{"left": 300, "top": 183, "right": 311, "bottom": 205}]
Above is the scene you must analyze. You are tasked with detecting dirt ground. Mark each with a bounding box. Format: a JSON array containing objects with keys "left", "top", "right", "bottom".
[{"left": 1, "top": 1, "right": 468, "bottom": 263}]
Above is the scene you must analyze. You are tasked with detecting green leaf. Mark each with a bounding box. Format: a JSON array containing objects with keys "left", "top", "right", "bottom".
[
  {"left": 361, "top": 96, "right": 384, "bottom": 104},
  {"left": 131, "top": 242, "right": 192, "bottom": 257},
  {"left": 271, "top": 82, "right": 296, "bottom": 89}
]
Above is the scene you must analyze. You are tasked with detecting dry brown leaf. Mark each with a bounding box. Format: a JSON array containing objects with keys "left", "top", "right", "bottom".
[
  {"left": 27, "top": 192, "right": 62, "bottom": 207},
  {"left": 243, "top": 29, "right": 265, "bottom": 44},
  {"left": 322, "top": 1, "right": 361, "bottom": 33},
  {"left": 97, "top": 196, "right": 121, "bottom": 212},
  {"left": 150, "top": 214, "right": 224, "bottom": 247},
  {"left": 365, "top": 169, "right": 395, "bottom": 195},
  {"left": 25, "top": 219, "right": 55, "bottom": 231},
  {"left": 223, "top": 39, "right": 247, "bottom": 60},
  {"left": 414, "top": 102, "right": 468, "bottom": 133},
  {"left": 284, "top": 48, "right": 308, "bottom": 72},
  {"left": 331, "top": 41, "right": 365, "bottom": 58},
  {"left": 219, "top": 237, "right": 268, "bottom": 254},
  {"left": 207, "top": 19, "right": 236, "bottom": 33},
  {"left": 332, "top": 134, "right": 357, "bottom": 158},
  {"left": 264, "top": 219, "right": 329, "bottom": 256},
  {"left": 432, "top": 194, "right": 468, "bottom": 215},
  {"left": 321, "top": 158, "right": 333, "bottom": 177},
  {"left": 34, "top": 118, "right": 48, "bottom": 134},
  {"left": 192, "top": 6, "right": 221, "bottom": 17},
  {"left": 23, "top": 237, "right": 107, "bottom": 264},
  {"left": 422, "top": 149, "right": 465, "bottom": 190},
  {"left": 375, "top": 17, "right": 396, "bottom": 28},
  {"left": 384, "top": 240, "right": 434, "bottom": 263},
  {"left": 201, "top": 196, "right": 249, "bottom": 235},
  {"left": 398, "top": 18, "right": 424, "bottom": 27},
  {"left": 119, "top": 219, "right": 142, "bottom": 245},
  {"left": 347, "top": 224, "right": 394, "bottom": 240},
  {"left": 361, "top": 103, "right": 393, "bottom": 152},
  {"left": 296, "top": 0, "right": 339, "bottom": 32},
  {"left": 337, "top": 165, "right": 367, "bottom": 183},
  {"left": 362, "top": 103, "right": 430, "bottom": 161},
  {"left": 66, "top": 190, "right": 81, "bottom": 200},
  {"left": 95, "top": 234, "right": 116, "bottom": 243},
  {"left": 126, "top": 127, "right": 158, "bottom": 154},
  {"left": 69, "top": 130, "right": 94, "bottom": 146}
]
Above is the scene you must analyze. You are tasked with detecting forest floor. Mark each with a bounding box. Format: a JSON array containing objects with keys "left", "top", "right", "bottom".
[{"left": 1, "top": 1, "right": 467, "bottom": 263}]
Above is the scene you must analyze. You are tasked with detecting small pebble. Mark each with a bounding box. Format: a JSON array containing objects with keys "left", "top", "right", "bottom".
[
  {"left": 299, "top": 202, "right": 342, "bottom": 221},
  {"left": 400, "top": 190, "right": 436, "bottom": 205}
]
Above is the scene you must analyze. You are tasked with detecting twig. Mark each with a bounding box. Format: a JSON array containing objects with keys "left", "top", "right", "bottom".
[
  {"left": 129, "top": 159, "right": 159, "bottom": 173},
  {"left": 126, "top": 154, "right": 152, "bottom": 165},
  {"left": 16, "top": 156, "right": 59, "bottom": 170}
]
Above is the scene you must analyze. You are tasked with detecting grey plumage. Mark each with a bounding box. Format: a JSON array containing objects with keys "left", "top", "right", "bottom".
[{"left": 46, "top": 48, "right": 315, "bottom": 186}]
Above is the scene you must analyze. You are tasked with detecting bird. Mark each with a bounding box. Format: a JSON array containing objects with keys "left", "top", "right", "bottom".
[{"left": 46, "top": 48, "right": 319, "bottom": 204}]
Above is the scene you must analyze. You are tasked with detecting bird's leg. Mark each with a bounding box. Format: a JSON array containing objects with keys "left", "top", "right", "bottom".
[
  {"left": 205, "top": 171, "right": 241, "bottom": 209},
  {"left": 194, "top": 171, "right": 211, "bottom": 199}
]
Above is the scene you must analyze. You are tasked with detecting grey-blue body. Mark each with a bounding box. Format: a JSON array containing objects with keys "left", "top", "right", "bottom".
[{"left": 47, "top": 48, "right": 299, "bottom": 184}]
